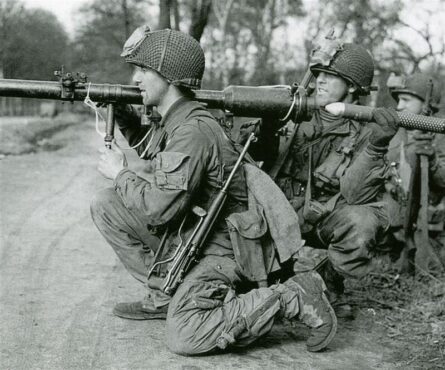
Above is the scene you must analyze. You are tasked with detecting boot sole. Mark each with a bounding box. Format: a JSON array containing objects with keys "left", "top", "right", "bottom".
[
  {"left": 306, "top": 293, "right": 338, "bottom": 352},
  {"left": 112, "top": 308, "right": 167, "bottom": 321}
]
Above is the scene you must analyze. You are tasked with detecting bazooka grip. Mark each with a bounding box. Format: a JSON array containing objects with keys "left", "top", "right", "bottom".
[{"left": 325, "top": 103, "right": 445, "bottom": 134}]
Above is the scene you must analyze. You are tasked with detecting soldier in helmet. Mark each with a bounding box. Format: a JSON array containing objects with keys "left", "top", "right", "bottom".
[
  {"left": 245, "top": 42, "right": 401, "bottom": 314},
  {"left": 385, "top": 72, "right": 445, "bottom": 267},
  {"left": 90, "top": 26, "right": 337, "bottom": 355}
]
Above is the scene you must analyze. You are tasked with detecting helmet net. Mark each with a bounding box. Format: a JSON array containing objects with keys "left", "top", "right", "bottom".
[{"left": 125, "top": 29, "right": 205, "bottom": 90}]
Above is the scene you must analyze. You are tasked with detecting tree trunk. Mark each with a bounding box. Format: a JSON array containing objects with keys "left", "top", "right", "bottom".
[
  {"left": 158, "top": 0, "right": 172, "bottom": 30},
  {"left": 171, "top": 0, "right": 181, "bottom": 30},
  {"left": 188, "top": 0, "right": 212, "bottom": 41},
  {"left": 121, "top": 0, "right": 130, "bottom": 39}
]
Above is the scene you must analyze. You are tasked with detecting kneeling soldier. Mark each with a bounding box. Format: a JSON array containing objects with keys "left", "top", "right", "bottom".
[
  {"left": 385, "top": 72, "right": 445, "bottom": 269},
  {"left": 90, "top": 26, "right": 336, "bottom": 355}
]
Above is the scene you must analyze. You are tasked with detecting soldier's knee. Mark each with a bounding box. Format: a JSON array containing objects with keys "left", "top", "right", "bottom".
[
  {"left": 336, "top": 206, "right": 381, "bottom": 245},
  {"left": 166, "top": 319, "right": 199, "bottom": 356},
  {"left": 90, "top": 188, "right": 116, "bottom": 218},
  {"left": 321, "top": 206, "right": 377, "bottom": 245},
  {"left": 340, "top": 206, "right": 377, "bottom": 229}
]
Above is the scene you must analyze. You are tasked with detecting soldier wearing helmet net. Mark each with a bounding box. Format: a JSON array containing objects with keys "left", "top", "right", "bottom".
[
  {"left": 384, "top": 72, "right": 445, "bottom": 267},
  {"left": 90, "top": 26, "right": 337, "bottom": 355},
  {"left": 246, "top": 41, "right": 402, "bottom": 317}
]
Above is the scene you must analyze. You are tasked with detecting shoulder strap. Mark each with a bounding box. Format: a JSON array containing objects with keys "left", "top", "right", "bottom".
[{"left": 305, "top": 145, "right": 313, "bottom": 204}]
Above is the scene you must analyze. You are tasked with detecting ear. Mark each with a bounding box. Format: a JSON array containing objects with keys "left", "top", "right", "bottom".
[{"left": 348, "top": 86, "right": 357, "bottom": 94}]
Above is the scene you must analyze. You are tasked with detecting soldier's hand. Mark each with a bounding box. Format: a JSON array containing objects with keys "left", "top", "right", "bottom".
[
  {"left": 95, "top": 102, "right": 130, "bottom": 120},
  {"left": 412, "top": 132, "right": 436, "bottom": 158},
  {"left": 238, "top": 119, "right": 261, "bottom": 144},
  {"left": 95, "top": 102, "right": 108, "bottom": 108},
  {"left": 369, "top": 108, "right": 400, "bottom": 148},
  {"left": 97, "top": 140, "right": 128, "bottom": 180}
]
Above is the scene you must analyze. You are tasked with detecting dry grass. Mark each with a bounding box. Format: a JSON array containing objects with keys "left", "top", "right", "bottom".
[{"left": 345, "top": 260, "right": 445, "bottom": 369}]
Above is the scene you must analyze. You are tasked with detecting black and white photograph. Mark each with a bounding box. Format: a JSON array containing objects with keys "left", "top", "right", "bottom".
[{"left": 1, "top": 0, "right": 444, "bottom": 369}]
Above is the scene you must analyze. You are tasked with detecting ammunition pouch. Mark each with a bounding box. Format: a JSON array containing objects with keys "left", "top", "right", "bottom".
[
  {"left": 226, "top": 204, "right": 269, "bottom": 284},
  {"left": 313, "top": 136, "right": 355, "bottom": 192}
]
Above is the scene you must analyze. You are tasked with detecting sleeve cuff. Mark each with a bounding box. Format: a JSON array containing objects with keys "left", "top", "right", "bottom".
[{"left": 113, "top": 168, "right": 135, "bottom": 191}]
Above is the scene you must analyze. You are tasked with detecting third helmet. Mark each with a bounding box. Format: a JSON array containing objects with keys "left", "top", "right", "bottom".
[{"left": 387, "top": 72, "right": 441, "bottom": 113}]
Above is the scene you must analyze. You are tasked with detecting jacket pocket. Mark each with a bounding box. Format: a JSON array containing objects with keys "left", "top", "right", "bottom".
[{"left": 154, "top": 151, "right": 189, "bottom": 190}]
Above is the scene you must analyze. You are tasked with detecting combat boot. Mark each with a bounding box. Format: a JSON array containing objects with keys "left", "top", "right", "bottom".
[
  {"left": 113, "top": 300, "right": 168, "bottom": 320},
  {"left": 284, "top": 271, "right": 337, "bottom": 352},
  {"left": 317, "top": 260, "right": 354, "bottom": 319}
]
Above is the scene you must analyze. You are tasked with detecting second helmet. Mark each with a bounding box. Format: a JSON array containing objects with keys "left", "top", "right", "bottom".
[{"left": 311, "top": 43, "right": 374, "bottom": 95}]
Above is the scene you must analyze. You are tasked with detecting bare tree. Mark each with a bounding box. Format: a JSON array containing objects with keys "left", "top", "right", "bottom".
[
  {"left": 158, "top": 0, "right": 172, "bottom": 29},
  {"left": 386, "top": 14, "right": 445, "bottom": 74},
  {"left": 121, "top": 0, "right": 131, "bottom": 39},
  {"left": 171, "top": 0, "right": 181, "bottom": 30},
  {"left": 0, "top": 0, "right": 69, "bottom": 79},
  {"left": 157, "top": 0, "right": 212, "bottom": 40},
  {"left": 73, "top": 0, "right": 146, "bottom": 83},
  {"left": 189, "top": 0, "right": 212, "bottom": 41}
]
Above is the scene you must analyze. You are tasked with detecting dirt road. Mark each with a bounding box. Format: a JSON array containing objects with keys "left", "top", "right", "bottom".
[{"left": 0, "top": 117, "right": 406, "bottom": 369}]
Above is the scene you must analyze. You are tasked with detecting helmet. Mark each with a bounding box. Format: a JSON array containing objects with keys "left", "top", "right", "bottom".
[
  {"left": 122, "top": 26, "right": 205, "bottom": 90},
  {"left": 387, "top": 72, "right": 441, "bottom": 113},
  {"left": 310, "top": 43, "right": 374, "bottom": 95}
]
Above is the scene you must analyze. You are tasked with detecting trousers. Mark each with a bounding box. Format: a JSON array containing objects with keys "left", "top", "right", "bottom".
[
  {"left": 304, "top": 203, "right": 390, "bottom": 278},
  {"left": 91, "top": 188, "right": 300, "bottom": 355}
]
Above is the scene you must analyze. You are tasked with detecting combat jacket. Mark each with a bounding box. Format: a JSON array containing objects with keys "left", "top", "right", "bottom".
[
  {"left": 385, "top": 129, "right": 445, "bottom": 229},
  {"left": 269, "top": 109, "right": 387, "bottom": 229},
  {"left": 113, "top": 98, "right": 248, "bottom": 255}
]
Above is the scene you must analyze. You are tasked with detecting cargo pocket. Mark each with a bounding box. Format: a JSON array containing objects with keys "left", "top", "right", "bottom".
[
  {"left": 154, "top": 151, "right": 189, "bottom": 190},
  {"left": 190, "top": 282, "right": 230, "bottom": 310},
  {"left": 226, "top": 204, "right": 268, "bottom": 282}
]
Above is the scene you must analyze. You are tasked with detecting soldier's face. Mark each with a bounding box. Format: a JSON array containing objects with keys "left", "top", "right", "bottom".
[
  {"left": 315, "top": 72, "right": 349, "bottom": 107},
  {"left": 396, "top": 93, "right": 423, "bottom": 114},
  {"left": 132, "top": 67, "right": 169, "bottom": 106}
]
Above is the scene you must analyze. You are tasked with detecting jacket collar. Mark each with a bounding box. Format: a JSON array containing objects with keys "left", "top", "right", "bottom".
[
  {"left": 317, "top": 109, "right": 361, "bottom": 136},
  {"left": 160, "top": 97, "right": 207, "bottom": 135}
]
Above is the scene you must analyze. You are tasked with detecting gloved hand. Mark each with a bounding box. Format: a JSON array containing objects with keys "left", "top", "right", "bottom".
[
  {"left": 412, "top": 131, "right": 436, "bottom": 158},
  {"left": 369, "top": 108, "right": 400, "bottom": 148},
  {"left": 237, "top": 118, "right": 261, "bottom": 144}
]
